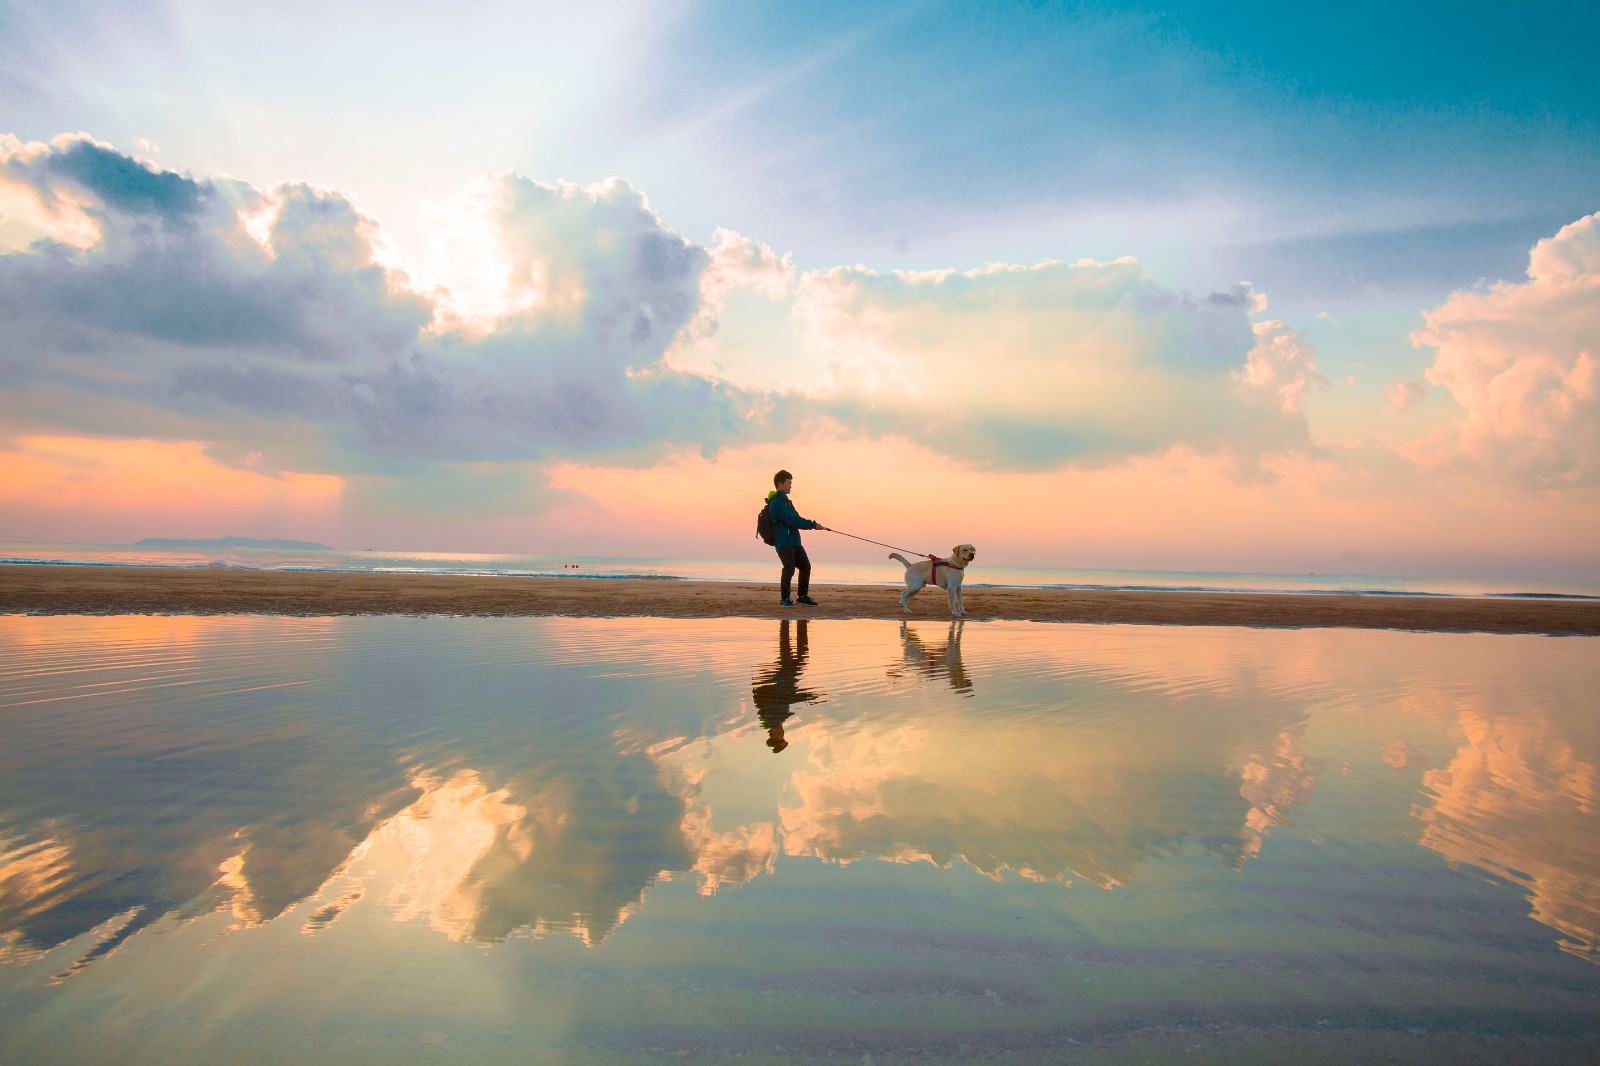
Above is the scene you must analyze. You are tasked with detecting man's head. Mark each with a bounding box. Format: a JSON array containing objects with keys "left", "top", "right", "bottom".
[{"left": 774, "top": 469, "right": 793, "bottom": 492}]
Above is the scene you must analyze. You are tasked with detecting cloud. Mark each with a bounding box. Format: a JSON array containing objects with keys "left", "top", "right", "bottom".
[
  {"left": 1386, "top": 379, "right": 1428, "bottom": 413},
  {"left": 0, "top": 135, "right": 1359, "bottom": 511},
  {"left": 1240, "top": 318, "right": 1328, "bottom": 414},
  {"left": 792, "top": 259, "right": 1314, "bottom": 469},
  {"left": 343, "top": 459, "right": 577, "bottom": 521},
  {"left": 22, "top": 131, "right": 1583, "bottom": 555},
  {"left": 0, "top": 136, "right": 781, "bottom": 475},
  {"left": 43, "top": 137, "right": 210, "bottom": 220},
  {"left": 1, "top": 136, "right": 428, "bottom": 363},
  {"left": 1, "top": 134, "right": 148, "bottom": 249},
  {"left": 0, "top": 435, "right": 343, "bottom": 543},
  {"left": 664, "top": 225, "right": 797, "bottom": 380},
  {"left": 1410, "top": 212, "right": 1600, "bottom": 488},
  {"left": 701, "top": 226, "right": 795, "bottom": 306}
]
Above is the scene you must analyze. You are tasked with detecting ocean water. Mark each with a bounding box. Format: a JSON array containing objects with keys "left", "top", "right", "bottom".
[
  {"left": 4, "top": 540, "right": 1597, "bottom": 599},
  {"left": 1, "top": 614, "right": 1597, "bottom": 1063}
]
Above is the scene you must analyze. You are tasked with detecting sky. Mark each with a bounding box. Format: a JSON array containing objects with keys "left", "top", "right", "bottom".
[{"left": 1, "top": 0, "right": 1597, "bottom": 581}]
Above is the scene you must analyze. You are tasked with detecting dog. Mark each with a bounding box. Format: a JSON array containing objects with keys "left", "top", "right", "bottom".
[{"left": 889, "top": 545, "right": 976, "bottom": 617}]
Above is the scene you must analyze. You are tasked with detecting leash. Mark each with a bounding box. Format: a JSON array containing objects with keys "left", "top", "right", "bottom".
[{"left": 823, "top": 527, "right": 930, "bottom": 558}]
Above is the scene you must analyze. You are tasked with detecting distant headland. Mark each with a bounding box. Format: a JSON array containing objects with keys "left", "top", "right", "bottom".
[{"left": 132, "top": 536, "right": 334, "bottom": 551}]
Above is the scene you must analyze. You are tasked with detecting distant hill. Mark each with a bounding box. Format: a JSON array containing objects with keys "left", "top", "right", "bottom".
[{"left": 132, "top": 536, "right": 334, "bottom": 551}]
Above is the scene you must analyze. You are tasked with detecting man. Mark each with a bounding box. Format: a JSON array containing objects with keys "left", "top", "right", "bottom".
[{"left": 764, "top": 469, "right": 825, "bottom": 607}]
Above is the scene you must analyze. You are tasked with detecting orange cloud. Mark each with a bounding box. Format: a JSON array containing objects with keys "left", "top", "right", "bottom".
[
  {"left": 1411, "top": 211, "right": 1600, "bottom": 488},
  {"left": 0, "top": 436, "right": 344, "bottom": 543}
]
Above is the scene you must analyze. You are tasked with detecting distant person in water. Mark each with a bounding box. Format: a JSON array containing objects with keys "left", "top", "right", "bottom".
[{"left": 766, "top": 469, "right": 825, "bottom": 607}]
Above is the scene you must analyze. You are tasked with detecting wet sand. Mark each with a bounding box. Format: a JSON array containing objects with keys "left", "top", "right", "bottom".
[{"left": 3, "top": 563, "right": 1597, "bottom": 634}]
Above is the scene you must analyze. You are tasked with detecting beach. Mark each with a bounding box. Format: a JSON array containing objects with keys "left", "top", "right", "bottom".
[{"left": 3, "top": 563, "right": 1596, "bottom": 634}]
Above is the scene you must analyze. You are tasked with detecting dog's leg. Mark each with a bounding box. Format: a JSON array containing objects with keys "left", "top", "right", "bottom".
[
  {"left": 946, "top": 620, "right": 971, "bottom": 691},
  {"left": 900, "top": 575, "right": 923, "bottom": 613}
]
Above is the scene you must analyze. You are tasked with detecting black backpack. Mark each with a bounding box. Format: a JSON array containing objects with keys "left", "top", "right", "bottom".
[{"left": 756, "top": 500, "right": 777, "bottom": 545}]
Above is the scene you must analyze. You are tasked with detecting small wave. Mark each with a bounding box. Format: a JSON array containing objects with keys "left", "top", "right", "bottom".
[
  {"left": 1487, "top": 591, "right": 1600, "bottom": 601},
  {"left": 966, "top": 581, "right": 1459, "bottom": 598}
]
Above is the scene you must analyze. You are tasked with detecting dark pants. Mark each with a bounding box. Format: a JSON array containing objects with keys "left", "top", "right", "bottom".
[{"left": 776, "top": 545, "right": 811, "bottom": 599}]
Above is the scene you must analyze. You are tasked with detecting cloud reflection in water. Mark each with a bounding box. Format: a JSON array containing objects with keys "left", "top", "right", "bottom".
[{"left": 0, "top": 615, "right": 1596, "bottom": 972}]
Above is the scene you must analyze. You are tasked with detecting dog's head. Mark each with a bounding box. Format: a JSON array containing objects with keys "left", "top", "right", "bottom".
[{"left": 950, "top": 544, "right": 976, "bottom": 567}]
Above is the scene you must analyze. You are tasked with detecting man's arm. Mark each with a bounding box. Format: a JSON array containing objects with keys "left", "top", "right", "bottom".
[{"left": 770, "top": 494, "right": 821, "bottom": 530}]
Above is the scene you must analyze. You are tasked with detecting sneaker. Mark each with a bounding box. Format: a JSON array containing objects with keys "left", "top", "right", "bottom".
[
  {"left": 796, "top": 596, "right": 819, "bottom": 606},
  {"left": 780, "top": 597, "right": 796, "bottom": 607}
]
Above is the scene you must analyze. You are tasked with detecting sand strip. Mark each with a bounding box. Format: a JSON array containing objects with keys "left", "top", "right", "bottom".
[{"left": 2, "top": 564, "right": 1596, "bottom": 634}]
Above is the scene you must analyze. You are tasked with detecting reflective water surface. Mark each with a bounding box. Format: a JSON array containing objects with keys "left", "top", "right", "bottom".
[{"left": 1, "top": 615, "right": 1597, "bottom": 1063}]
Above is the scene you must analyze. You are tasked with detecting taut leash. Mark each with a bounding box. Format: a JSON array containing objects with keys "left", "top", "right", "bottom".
[{"left": 823, "top": 527, "right": 929, "bottom": 558}]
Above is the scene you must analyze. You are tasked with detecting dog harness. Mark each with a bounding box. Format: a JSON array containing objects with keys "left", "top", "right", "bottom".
[{"left": 928, "top": 554, "right": 965, "bottom": 585}]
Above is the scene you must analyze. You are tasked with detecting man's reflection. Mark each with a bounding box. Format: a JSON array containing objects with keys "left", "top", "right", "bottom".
[
  {"left": 892, "top": 620, "right": 972, "bottom": 694},
  {"left": 751, "top": 619, "right": 822, "bottom": 753}
]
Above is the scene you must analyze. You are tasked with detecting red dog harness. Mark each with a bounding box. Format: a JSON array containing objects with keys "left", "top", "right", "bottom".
[{"left": 928, "top": 554, "right": 965, "bottom": 586}]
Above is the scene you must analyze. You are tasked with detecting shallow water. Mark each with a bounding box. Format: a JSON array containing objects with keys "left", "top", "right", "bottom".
[{"left": 1, "top": 615, "right": 1597, "bottom": 1063}]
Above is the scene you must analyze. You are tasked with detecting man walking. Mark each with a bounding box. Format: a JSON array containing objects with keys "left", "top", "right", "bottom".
[{"left": 765, "top": 469, "right": 825, "bottom": 607}]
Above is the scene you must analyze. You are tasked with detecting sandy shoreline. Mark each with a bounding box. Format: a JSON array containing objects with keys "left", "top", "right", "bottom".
[{"left": 3, "top": 563, "right": 1597, "bottom": 634}]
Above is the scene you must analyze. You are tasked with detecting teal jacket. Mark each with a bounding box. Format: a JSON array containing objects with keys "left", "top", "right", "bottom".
[{"left": 765, "top": 489, "right": 820, "bottom": 549}]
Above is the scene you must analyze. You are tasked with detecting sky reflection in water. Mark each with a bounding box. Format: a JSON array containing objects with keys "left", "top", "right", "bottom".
[{"left": 1, "top": 615, "right": 1597, "bottom": 1062}]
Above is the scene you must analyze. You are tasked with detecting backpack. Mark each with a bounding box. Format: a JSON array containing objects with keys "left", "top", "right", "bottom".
[{"left": 756, "top": 500, "right": 777, "bottom": 545}]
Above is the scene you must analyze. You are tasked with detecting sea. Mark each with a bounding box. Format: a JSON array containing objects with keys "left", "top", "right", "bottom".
[{"left": 2, "top": 539, "right": 1597, "bottom": 600}]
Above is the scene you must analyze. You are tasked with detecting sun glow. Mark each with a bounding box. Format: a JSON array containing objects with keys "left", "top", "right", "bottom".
[{"left": 0, "top": 436, "right": 345, "bottom": 544}]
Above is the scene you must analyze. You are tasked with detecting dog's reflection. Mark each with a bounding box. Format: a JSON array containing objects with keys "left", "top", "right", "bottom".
[
  {"left": 890, "top": 620, "right": 972, "bottom": 695},
  {"left": 751, "top": 619, "right": 823, "bottom": 753}
]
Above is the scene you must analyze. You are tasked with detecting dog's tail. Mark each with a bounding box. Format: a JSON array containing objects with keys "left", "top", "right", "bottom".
[{"left": 889, "top": 552, "right": 911, "bottom": 568}]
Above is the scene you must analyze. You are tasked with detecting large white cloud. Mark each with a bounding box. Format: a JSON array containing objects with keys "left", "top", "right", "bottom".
[
  {"left": 682, "top": 225, "right": 795, "bottom": 337},
  {"left": 0, "top": 136, "right": 428, "bottom": 363},
  {"left": 1410, "top": 212, "right": 1600, "bottom": 489},
  {"left": 0, "top": 136, "right": 779, "bottom": 471},
  {"left": 792, "top": 258, "right": 1321, "bottom": 469}
]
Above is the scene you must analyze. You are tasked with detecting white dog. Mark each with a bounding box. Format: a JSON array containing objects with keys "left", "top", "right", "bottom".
[{"left": 889, "top": 545, "right": 976, "bottom": 617}]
